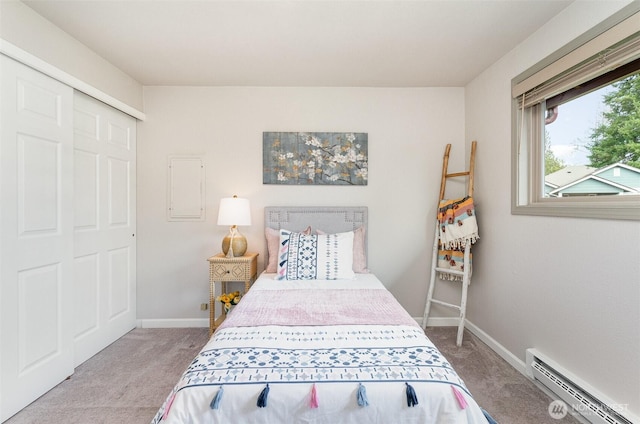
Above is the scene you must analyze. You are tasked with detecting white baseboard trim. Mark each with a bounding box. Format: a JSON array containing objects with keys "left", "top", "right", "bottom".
[
  {"left": 419, "top": 316, "right": 528, "bottom": 377},
  {"left": 464, "top": 320, "right": 527, "bottom": 376},
  {"left": 137, "top": 318, "right": 209, "bottom": 328}
]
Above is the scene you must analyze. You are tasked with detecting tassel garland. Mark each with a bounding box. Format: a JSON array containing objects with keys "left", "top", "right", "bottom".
[
  {"left": 176, "top": 381, "right": 486, "bottom": 416},
  {"left": 257, "top": 384, "right": 270, "bottom": 408},
  {"left": 310, "top": 383, "right": 319, "bottom": 408},
  {"left": 405, "top": 382, "right": 418, "bottom": 407},
  {"left": 171, "top": 381, "right": 482, "bottom": 416},
  {"left": 451, "top": 386, "right": 468, "bottom": 409},
  {"left": 210, "top": 386, "right": 224, "bottom": 410},
  {"left": 356, "top": 383, "right": 369, "bottom": 407}
]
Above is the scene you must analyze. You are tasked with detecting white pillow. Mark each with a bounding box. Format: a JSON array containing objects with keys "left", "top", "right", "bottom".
[
  {"left": 276, "top": 230, "right": 355, "bottom": 280},
  {"left": 316, "top": 226, "right": 368, "bottom": 273}
]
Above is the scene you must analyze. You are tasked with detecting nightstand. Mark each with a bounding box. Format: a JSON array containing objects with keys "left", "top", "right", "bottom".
[{"left": 207, "top": 252, "right": 258, "bottom": 335}]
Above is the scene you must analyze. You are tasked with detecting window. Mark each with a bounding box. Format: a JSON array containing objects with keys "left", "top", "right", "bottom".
[{"left": 511, "top": 6, "right": 640, "bottom": 220}]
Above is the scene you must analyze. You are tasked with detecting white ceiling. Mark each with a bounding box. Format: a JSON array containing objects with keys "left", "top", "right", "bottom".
[{"left": 23, "top": 0, "right": 573, "bottom": 87}]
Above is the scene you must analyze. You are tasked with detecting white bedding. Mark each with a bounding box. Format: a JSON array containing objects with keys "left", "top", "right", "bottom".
[{"left": 152, "top": 273, "right": 490, "bottom": 424}]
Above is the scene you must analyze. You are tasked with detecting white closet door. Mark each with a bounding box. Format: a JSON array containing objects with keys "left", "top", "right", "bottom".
[
  {"left": 73, "top": 92, "right": 136, "bottom": 366},
  {"left": 0, "top": 56, "right": 75, "bottom": 421}
]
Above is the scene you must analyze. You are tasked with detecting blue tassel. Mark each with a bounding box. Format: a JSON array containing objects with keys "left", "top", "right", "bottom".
[
  {"left": 210, "top": 386, "right": 224, "bottom": 410},
  {"left": 405, "top": 382, "right": 418, "bottom": 407},
  {"left": 356, "top": 383, "right": 369, "bottom": 407},
  {"left": 257, "top": 384, "right": 270, "bottom": 408}
]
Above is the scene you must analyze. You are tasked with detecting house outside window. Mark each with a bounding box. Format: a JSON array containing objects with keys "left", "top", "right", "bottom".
[{"left": 511, "top": 6, "right": 640, "bottom": 220}]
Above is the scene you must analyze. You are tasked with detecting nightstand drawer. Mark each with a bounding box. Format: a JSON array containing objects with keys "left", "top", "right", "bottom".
[{"left": 211, "top": 262, "right": 254, "bottom": 280}]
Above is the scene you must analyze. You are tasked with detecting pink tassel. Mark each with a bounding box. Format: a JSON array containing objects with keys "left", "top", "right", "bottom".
[
  {"left": 310, "top": 383, "right": 319, "bottom": 408},
  {"left": 162, "top": 391, "right": 176, "bottom": 420},
  {"left": 452, "top": 386, "right": 468, "bottom": 409}
]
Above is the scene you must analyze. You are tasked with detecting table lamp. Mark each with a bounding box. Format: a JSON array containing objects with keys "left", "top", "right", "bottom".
[{"left": 217, "top": 195, "right": 251, "bottom": 257}]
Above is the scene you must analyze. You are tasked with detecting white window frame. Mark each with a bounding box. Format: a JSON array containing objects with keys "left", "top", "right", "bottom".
[{"left": 511, "top": 4, "right": 640, "bottom": 221}]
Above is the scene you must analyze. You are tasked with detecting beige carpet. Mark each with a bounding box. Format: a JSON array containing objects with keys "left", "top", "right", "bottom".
[
  {"left": 5, "top": 328, "right": 210, "bottom": 424},
  {"left": 5, "top": 327, "right": 580, "bottom": 424},
  {"left": 426, "top": 327, "right": 580, "bottom": 424}
]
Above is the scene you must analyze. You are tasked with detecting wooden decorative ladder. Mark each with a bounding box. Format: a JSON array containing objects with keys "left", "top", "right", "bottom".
[{"left": 423, "top": 141, "right": 477, "bottom": 346}]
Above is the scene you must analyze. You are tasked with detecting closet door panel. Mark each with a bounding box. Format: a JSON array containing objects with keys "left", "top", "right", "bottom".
[
  {"left": 17, "top": 134, "right": 60, "bottom": 235},
  {"left": 107, "top": 246, "right": 131, "bottom": 319},
  {"left": 74, "top": 150, "right": 99, "bottom": 230},
  {"left": 18, "top": 264, "right": 61, "bottom": 369},
  {"left": 107, "top": 157, "right": 130, "bottom": 226},
  {"left": 104, "top": 100, "right": 137, "bottom": 343},
  {"left": 1, "top": 55, "right": 74, "bottom": 422},
  {"left": 73, "top": 253, "right": 99, "bottom": 337},
  {"left": 73, "top": 92, "right": 136, "bottom": 366}
]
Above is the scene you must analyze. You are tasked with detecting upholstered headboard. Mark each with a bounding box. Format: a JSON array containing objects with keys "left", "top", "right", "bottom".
[{"left": 264, "top": 206, "right": 368, "bottom": 268}]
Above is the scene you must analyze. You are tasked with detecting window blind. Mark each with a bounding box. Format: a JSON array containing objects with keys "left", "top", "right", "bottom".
[{"left": 513, "top": 11, "right": 640, "bottom": 108}]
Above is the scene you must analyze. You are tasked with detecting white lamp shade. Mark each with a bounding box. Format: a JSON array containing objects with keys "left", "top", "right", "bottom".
[{"left": 217, "top": 197, "right": 251, "bottom": 226}]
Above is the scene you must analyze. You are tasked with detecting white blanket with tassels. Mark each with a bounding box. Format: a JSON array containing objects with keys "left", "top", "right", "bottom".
[
  {"left": 437, "top": 196, "right": 479, "bottom": 250},
  {"left": 152, "top": 274, "right": 490, "bottom": 424}
]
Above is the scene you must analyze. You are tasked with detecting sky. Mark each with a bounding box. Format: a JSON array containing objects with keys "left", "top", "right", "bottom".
[{"left": 545, "top": 85, "right": 612, "bottom": 166}]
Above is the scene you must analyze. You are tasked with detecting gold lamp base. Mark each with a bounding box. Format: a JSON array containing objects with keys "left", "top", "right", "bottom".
[{"left": 222, "top": 226, "right": 247, "bottom": 257}]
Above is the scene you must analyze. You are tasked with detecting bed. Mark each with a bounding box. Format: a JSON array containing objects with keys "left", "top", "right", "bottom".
[{"left": 152, "top": 206, "right": 492, "bottom": 424}]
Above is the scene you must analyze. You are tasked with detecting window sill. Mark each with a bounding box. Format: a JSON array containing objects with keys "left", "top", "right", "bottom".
[{"left": 512, "top": 197, "right": 640, "bottom": 221}]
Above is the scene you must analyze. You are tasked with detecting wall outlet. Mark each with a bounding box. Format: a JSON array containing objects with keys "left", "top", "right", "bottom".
[{"left": 200, "top": 303, "right": 208, "bottom": 311}]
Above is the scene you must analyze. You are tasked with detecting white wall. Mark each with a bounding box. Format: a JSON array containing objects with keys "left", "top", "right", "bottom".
[
  {"left": 136, "top": 86, "right": 466, "bottom": 323},
  {"left": 465, "top": 1, "right": 640, "bottom": 419},
  {"left": 0, "top": 1, "right": 143, "bottom": 111},
  {"left": 8, "top": 0, "right": 639, "bottom": 418}
]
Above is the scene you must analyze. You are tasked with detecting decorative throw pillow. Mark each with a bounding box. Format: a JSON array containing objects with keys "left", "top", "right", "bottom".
[
  {"left": 265, "top": 226, "right": 311, "bottom": 273},
  {"left": 276, "top": 230, "right": 355, "bottom": 280},
  {"left": 316, "top": 226, "right": 369, "bottom": 273}
]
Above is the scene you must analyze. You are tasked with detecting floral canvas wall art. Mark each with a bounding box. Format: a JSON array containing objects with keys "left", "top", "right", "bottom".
[{"left": 263, "top": 132, "right": 368, "bottom": 185}]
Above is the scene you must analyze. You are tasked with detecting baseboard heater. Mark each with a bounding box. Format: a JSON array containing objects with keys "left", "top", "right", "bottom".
[{"left": 526, "top": 349, "right": 633, "bottom": 424}]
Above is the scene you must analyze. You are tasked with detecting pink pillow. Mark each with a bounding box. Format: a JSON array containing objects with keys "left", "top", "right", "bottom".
[
  {"left": 316, "top": 226, "right": 369, "bottom": 273},
  {"left": 265, "top": 226, "right": 311, "bottom": 273}
]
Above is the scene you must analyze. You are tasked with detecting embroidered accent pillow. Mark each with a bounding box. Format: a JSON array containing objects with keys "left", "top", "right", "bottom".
[
  {"left": 276, "top": 230, "right": 355, "bottom": 280},
  {"left": 265, "top": 226, "right": 311, "bottom": 273}
]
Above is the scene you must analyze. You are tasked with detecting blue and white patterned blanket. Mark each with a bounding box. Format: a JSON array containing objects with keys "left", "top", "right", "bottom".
[
  {"left": 152, "top": 276, "right": 490, "bottom": 424},
  {"left": 177, "top": 328, "right": 465, "bottom": 389}
]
